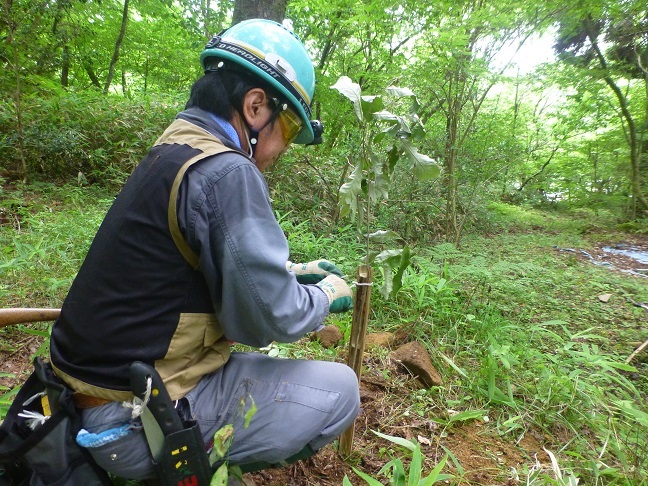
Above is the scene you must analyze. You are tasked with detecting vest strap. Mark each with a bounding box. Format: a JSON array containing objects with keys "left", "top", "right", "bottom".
[{"left": 158, "top": 119, "right": 241, "bottom": 269}]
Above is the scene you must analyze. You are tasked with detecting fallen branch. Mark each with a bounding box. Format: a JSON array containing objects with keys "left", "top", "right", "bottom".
[{"left": 626, "top": 338, "right": 648, "bottom": 365}]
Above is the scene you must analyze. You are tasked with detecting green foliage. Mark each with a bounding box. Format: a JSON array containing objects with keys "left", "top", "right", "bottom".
[
  {"left": 1, "top": 183, "right": 647, "bottom": 483},
  {"left": 0, "top": 90, "right": 183, "bottom": 184},
  {"left": 208, "top": 394, "right": 257, "bottom": 485},
  {"left": 345, "top": 431, "right": 452, "bottom": 485},
  {"left": 331, "top": 75, "right": 439, "bottom": 298}
]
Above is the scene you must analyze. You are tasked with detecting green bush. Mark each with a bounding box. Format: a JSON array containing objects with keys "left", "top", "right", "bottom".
[{"left": 0, "top": 90, "right": 184, "bottom": 185}]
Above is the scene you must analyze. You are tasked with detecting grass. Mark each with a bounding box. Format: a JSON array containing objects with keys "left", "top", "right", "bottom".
[{"left": 1, "top": 184, "right": 647, "bottom": 485}]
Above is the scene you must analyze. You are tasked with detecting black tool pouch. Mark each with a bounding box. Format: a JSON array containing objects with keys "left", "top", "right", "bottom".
[{"left": 0, "top": 358, "right": 111, "bottom": 486}]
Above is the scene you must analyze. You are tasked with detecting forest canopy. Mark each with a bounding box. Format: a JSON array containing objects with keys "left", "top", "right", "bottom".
[{"left": 1, "top": 0, "right": 647, "bottom": 240}]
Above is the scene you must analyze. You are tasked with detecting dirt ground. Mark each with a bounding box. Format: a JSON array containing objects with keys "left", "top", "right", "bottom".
[{"left": 1, "top": 235, "right": 646, "bottom": 485}]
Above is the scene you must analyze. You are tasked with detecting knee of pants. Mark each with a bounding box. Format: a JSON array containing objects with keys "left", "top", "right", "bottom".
[{"left": 322, "top": 363, "right": 361, "bottom": 429}]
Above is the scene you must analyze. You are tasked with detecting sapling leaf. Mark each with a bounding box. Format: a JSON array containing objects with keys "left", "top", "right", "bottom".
[
  {"left": 361, "top": 95, "right": 384, "bottom": 120},
  {"left": 244, "top": 396, "right": 257, "bottom": 428},
  {"left": 386, "top": 86, "right": 415, "bottom": 98},
  {"left": 409, "top": 115, "right": 426, "bottom": 141},
  {"left": 399, "top": 139, "right": 440, "bottom": 181},
  {"left": 380, "top": 266, "right": 393, "bottom": 300},
  {"left": 368, "top": 154, "right": 389, "bottom": 202},
  {"left": 387, "top": 144, "right": 400, "bottom": 174},
  {"left": 209, "top": 463, "right": 228, "bottom": 485},
  {"left": 369, "top": 230, "right": 401, "bottom": 243},
  {"left": 391, "top": 246, "right": 411, "bottom": 296},
  {"left": 372, "top": 110, "right": 399, "bottom": 121},
  {"left": 209, "top": 424, "right": 233, "bottom": 463},
  {"left": 331, "top": 76, "right": 363, "bottom": 122},
  {"left": 374, "top": 248, "right": 404, "bottom": 265},
  {"left": 339, "top": 163, "right": 364, "bottom": 218}
]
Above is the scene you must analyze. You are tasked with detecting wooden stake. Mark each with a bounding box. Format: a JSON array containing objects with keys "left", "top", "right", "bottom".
[{"left": 339, "top": 265, "right": 373, "bottom": 457}]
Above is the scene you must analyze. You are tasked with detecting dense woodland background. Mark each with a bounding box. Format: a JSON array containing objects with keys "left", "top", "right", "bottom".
[
  {"left": 1, "top": 0, "right": 648, "bottom": 485},
  {"left": 2, "top": 0, "right": 647, "bottom": 234}
]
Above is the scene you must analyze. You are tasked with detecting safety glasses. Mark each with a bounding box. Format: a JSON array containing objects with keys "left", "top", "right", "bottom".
[{"left": 269, "top": 97, "right": 303, "bottom": 146}]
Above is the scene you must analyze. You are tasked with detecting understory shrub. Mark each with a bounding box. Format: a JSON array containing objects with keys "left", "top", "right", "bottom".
[{"left": 0, "top": 90, "right": 184, "bottom": 185}]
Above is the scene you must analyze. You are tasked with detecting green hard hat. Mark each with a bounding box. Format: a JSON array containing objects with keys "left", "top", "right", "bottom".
[{"left": 201, "top": 19, "right": 316, "bottom": 145}]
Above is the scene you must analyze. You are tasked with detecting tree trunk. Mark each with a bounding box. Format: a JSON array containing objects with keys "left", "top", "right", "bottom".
[
  {"left": 201, "top": 0, "right": 211, "bottom": 38},
  {"left": 444, "top": 95, "right": 460, "bottom": 243},
  {"left": 104, "top": 0, "right": 129, "bottom": 94},
  {"left": 61, "top": 44, "right": 69, "bottom": 87},
  {"left": 84, "top": 61, "right": 102, "bottom": 89},
  {"left": 4, "top": 0, "right": 27, "bottom": 181},
  {"left": 232, "top": 0, "right": 287, "bottom": 24}
]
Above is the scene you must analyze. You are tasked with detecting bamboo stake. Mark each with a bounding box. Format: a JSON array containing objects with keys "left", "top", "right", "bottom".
[{"left": 339, "top": 264, "right": 373, "bottom": 457}]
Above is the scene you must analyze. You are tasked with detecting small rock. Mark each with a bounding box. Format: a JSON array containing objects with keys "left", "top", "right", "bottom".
[
  {"left": 598, "top": 293, "right": 612, "bottom": 303},
  {"left": 391, "top": 341, "right": 443, "bottom": 388},
  {"left": 365, "top": 332, "right": 396, "bottom": 349},
  {"left": 311, "top": 325, "right": 343, "bottom": 348}
]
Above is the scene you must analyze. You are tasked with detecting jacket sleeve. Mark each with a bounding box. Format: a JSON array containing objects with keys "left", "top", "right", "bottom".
[{"left": 178, "top": 155, "right": 329, "bottom": 347}]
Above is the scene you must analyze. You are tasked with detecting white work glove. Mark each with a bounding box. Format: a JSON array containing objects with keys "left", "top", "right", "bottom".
[
  {"left": 315, "top": 275, "right": 353, "bottom": 313},
  {"left": 286, "top": 259, "right": 343, "bottom": 284}
]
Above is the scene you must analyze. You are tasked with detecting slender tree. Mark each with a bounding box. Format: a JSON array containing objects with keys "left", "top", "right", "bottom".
[
  {"left": 104, "top": 0, "right": 130, "bottom": 93},
  {"left": 555, "top": 1, "right": 648, "bottom": 218}
]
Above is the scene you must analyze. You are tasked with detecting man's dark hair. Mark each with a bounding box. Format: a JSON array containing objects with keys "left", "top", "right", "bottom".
[{"left": 185, "top": 66, "right": 279, "bottom": 120}]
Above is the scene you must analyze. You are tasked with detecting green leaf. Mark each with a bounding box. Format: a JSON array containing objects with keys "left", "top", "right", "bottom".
[
  {"left": 408, "top": 115, "right": 426, "bottom": 141},
  {"left": 399, "top": 139, "right": 440, "bottom": 181},
  {"left": 331, "top": 76, "right": 363, "bottom": 122},
  {"left": 244, "top": 396, "right": 257, "bottom": 429},
  {"left": 408, "top": 445, "right": 422, "bottom": 486},
  {"left": 372, "top": 110, "right": 399, "bottom": 122},
  {"left": 391, "top": 246, "right": 411, "bottom": 296},
  {"left": 437, "top": 352, "right": 467, "bottom": 378},
  {"left": 369, "top": 230, "right": 401, "bottom": 243},
  {"left": 339, "top": 162, "right": 364, "bottom": 218},
  {"left": 371, "top": 429, "right": 417, "bottom": 451},
  {"left": 386, "top": 86, "right": 415, "bottom": 98},
  {"left": 420, "top": 455, "right": 450, "bottom": 485},
  {"left": 368, "top": 153, "right": 389, "bottom": 202},
  {"left": 361, "top": 95, "right": 384, "bottom": 120},
  {"left": 386, "top": 144, "right": 400, "bottom": 175},
  {"left": 447, "top": 409, "right": 486, "bottom": 424},
  {"left": 391, "top": 459, "right": 407, "bottom": 486},
  {"left": 210, "top": 462, "right": 228, "bottom": 486},
  {"left": 351, "top": 466, "right": 385, "bottom": 486},
  {"left": 440, "top": 446, "right": 464, "bottom": 475},
  {"left": 374, "top": 248, "right": 404, "bottom": 265},
  {"left": 209, "top": 424, "right": 233, "bottom": 464}
]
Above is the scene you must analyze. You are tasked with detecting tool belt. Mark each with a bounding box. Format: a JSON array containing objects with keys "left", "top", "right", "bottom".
[
  {"left": 0, "top": 359, "right": 214, "bottom": 486},
  {"left": 72, "top": 393, "right": 113, "bottom": 409},
  {"left": 0, "top": 357, "right": 112, "bottom": 485}
]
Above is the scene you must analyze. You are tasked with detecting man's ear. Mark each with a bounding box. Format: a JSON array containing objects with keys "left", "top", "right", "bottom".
[{"left": 242, "top": 88, "right": 268, "bottom": 130}]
